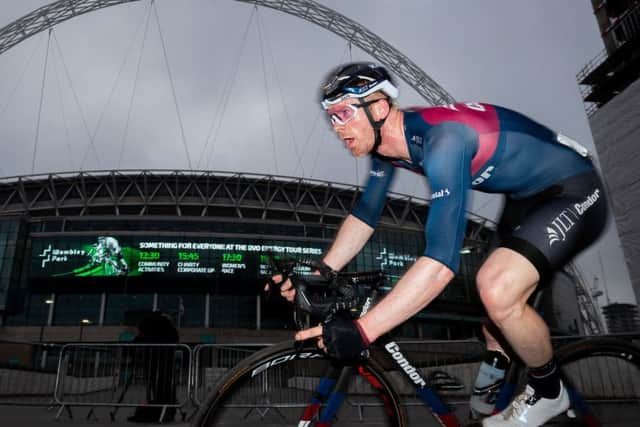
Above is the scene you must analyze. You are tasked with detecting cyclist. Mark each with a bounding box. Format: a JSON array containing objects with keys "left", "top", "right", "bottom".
[{"left": 277, "top": 62, "right": 607, "bottom": 427}]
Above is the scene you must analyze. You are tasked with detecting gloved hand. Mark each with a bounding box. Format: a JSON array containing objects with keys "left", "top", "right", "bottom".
[
  {"left": 322, "top": 313, "right": 371, "bottom": 363},
  {"left": 264, "top": 259, "right": 336, "bottom": 303}
]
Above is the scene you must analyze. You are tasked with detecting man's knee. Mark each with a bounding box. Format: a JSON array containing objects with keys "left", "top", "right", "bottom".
[{"left": 476, "top": 265, "right": 529, "bottom": 324}]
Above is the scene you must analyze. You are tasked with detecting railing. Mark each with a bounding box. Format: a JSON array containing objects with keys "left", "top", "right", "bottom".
[
  {"left": 576, "top": 48, "right": 608, "bottom": 85},
  {"left": 191, "top": 338, "right": 640, "bottom": 424},
  {"left": 191, "top": 340, "right": 487, "bottom": 423},
  {"left": 1, "top": 336, "right": 639, "bottom": 422},
  {"left": 53, "top": 343, "right": 192, "bottom": 422},
  {"left": 577, "top": 3, "right": 640, "bottom": 85},
  {"left": 576, "top": 2, "right": 640, "bottom": 116},
  {"left": 0, "top": 342, "right": 63, "bottom": 406},
  {"left": 576, "top": 49, "right": 606, "bottom": 117},
  {"left": 604, "top": 2, "right": 640, "bottom": 52},
  {"left": 192, "top": 343, "right": 268, "bottom": 406}
]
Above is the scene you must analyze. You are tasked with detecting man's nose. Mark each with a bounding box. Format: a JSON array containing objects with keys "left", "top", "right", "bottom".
[{"left": 331, "top": 121, "right": 346, "bottom": 132}]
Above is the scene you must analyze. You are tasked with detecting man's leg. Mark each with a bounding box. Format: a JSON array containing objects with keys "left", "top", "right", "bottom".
[
  {"left": 477, "top": 248, "right": 568, "bottom": 426},
  {"left": 469, "top": 323, "right": 511, "bottom": 417},
  {"left": 477, "top": 248, "right": 550, "bottom": 366}
]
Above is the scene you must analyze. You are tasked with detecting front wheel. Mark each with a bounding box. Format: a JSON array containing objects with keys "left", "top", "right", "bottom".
[{"left": 192, "top": 341, "right": 407, "bottom": 427}]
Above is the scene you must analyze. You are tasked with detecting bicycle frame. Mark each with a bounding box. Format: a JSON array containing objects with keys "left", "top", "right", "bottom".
[
  {"left": 191, "top": 253, "right": 640, "bottom": 427},
  {"left": 298, "top": 288, "right": 462, "bottom": 427},
  {"left": 299, "top": 337, "right": 461, "bottom": 427},
  {"left": 280, "top": 265, "right": 622, "bottom": 427}
]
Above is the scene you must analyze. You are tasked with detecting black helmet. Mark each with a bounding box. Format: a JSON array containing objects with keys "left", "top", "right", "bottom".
[{"left": 321, "top": 62, "right": 399, "bottom": 109}]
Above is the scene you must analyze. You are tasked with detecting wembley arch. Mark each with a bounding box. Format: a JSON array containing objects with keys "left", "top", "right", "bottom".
[{"left": 0, "top": 0, "right": 455, "bottom": 105}]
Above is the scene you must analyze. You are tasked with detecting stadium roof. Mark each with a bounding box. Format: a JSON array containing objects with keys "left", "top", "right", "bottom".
[{"left": 0, "top": 169, "right": 494, "bottom": 240}]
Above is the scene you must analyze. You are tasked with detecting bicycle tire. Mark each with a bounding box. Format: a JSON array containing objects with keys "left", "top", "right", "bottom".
[
  {"left": 192, "top": 341, "right": 407, "bottom": 427},
  {"left": 553, "top": 337, "right": 640, "bottom": 426}
]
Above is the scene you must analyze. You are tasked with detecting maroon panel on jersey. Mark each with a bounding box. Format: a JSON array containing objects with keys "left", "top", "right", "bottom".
[{"left": 418, "top": 103, "right": 500, "bottom": 175}]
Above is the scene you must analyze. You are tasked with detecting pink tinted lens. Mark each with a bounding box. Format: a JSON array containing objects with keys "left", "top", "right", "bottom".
[{"left": 328, "top": 105, "right": 356, "bottom": 124}]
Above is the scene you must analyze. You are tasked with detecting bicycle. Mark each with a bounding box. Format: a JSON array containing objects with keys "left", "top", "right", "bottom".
[{"left": 192, "top": 258, "right": 640, "bottom": 426}]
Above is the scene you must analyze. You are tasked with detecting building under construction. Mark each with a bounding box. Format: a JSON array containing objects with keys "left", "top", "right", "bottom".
[{"left": 577, "top": 0, "right": 640, "bottom": 306}]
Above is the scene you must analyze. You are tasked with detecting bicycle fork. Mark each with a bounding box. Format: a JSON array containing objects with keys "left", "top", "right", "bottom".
[
  {"left": 298, "top": 292, "right": 380, "bottom": 427},
  {"left": 298, "top": 363, "right": 352, "bottom": 427}
]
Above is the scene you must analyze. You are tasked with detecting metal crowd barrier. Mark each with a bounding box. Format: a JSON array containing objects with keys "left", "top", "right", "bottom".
[
  {"left": 0, "top": 342, "right": 63, "bottom": 406},
  {"left": 192, "top": 343, "right": 269, "bottom": 406},
  {"left": 190, "top": 337, "right": 640, "bottom": 420},
  {"left": 188, "top": 340, "right": 487, "bottom": 421},
  {"left": 1, "top": 335, "right": 639, "bottom": 422},
  {"left": 53, "top": 343, "right": 191, "bottom": 421}
]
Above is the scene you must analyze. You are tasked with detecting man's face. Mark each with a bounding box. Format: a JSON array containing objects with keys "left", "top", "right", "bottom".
[{"left": 326, "top": 99, "right": 376, "bottom": 157}]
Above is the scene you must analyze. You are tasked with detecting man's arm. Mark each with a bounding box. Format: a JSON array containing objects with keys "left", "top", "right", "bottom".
[
  {"left": 323, "top": 156, "right": 395, "bottom": 269},
  {"left": 353, "top": 123, "right": 476, "bottom": 340},
  {"left": 296, "top": 124, "right": 475, "bottom": 349},
  {"left": 268, "top": 214, "right": 373, "bottom": 301},
  {"left": 356, "top": 256, "right": 453, "bottom": 342},
  {"left": 295, "top": 256, "right": 454, "bottom": 344},
  {"left": 269, "top": 157, "right": 391, "bottom": 300},
  {"left": 323, "top": 214, "right": 375, "bottom": 270}
]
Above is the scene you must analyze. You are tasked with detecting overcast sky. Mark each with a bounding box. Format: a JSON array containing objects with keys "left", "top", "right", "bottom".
[{"left": 0, "top": 0, "right": 635, "bottom": 306}]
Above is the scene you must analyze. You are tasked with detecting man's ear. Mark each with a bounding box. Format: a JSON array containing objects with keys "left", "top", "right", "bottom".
[{"left": 373, "top": 99, "right": 390, "bottom": 119}]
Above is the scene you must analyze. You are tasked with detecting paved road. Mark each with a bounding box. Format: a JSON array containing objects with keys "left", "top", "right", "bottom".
[
  {"left": 1, "top": 403, "right": 638, "bottom": 426},
  {"left": 0, "top": 405, "right": 191, "bottom": 426}
]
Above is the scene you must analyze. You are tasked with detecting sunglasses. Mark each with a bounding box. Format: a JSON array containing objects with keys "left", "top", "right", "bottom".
[{"left": 326, "top": 99, "right": 382, "bottom": 126}]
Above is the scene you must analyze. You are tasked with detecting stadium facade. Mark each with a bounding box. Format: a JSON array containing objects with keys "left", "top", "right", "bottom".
[{"left": 0, "top": 170, "right": 589, "bottom": 344}]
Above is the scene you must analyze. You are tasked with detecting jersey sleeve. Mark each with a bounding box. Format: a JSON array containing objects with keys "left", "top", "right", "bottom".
[
  {"left": 351, "top": 156, "right": 396, "bottom": 227},
  {"left": 422, "top": 122, "right": 477, "bottom": 273}
]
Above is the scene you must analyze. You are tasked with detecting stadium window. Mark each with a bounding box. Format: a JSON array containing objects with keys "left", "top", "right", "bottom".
[
  {"left": 210, "top": 295, "right": 255, "bottom": 329},
  {"left": 29, "top": 222, "right": 44, "bottom": 233},
  {"left": 157, "top": 293, "right": 205, "bottom": 327},
  {"left": 103, "top": 293, "right": 154, "bottom": 326},
  {"left": 3, "top": 292, "right": 48, "bottom": 326},
  {"left": 52, "top": 294, "right": 101, "bottom": 326}
]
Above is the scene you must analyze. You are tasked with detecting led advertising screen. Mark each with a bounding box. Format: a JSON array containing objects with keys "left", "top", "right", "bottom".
[{"left": 30, "top": 236, "right": 325, "bottom": 278}]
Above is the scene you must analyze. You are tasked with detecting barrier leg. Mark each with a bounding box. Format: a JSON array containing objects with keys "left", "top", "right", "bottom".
[
  {"left": 55, "top": 403, "right": 73, "bottom": 420},
  {"left": 86, "top": 407, "right": 99, "bottom": 421}
]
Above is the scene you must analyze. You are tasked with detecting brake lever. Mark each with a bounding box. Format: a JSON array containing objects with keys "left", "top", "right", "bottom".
[
  {"left": 264, "top": 276, "right": 275, "bottom": 300},
  {"left": 293, "top": 306, "right": 308, "bottom": 353},
  {"left": 264, "top": 275, "right": 289, "bottom": 301}
]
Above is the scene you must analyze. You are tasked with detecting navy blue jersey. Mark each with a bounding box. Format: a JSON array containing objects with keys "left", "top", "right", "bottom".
[{"left": 352, "top": 102, "right": 595, "bottom": 272}]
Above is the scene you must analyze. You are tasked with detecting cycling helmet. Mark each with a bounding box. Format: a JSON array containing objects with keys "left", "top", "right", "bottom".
[
  {"left": 321, "top": 62, "right": 399, "bottom": 109},
  {"left": 321, "top": 62, "right": 399, "bottom": 156}
]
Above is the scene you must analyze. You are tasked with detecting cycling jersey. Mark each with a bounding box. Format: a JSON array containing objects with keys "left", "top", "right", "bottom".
[{"left": 351, "top": 103, "right": 596, "bottom": 272}]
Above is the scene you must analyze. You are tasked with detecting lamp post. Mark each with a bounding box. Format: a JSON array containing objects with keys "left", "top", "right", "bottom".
[
  {"left": 79, "top": 318, "right": 91, "bottom": 342},
  {"left": 38, "top": 299, "right": 53, "bottom": 343},
  {"left": 38, "top": 299, "right": 53, "bottom": 370}
]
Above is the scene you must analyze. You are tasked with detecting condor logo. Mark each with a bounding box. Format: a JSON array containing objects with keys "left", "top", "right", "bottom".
[
  {"left": 547, "top": 189, "right": 601, "bottom": 246},
  {"left": 385, "top": 342, "right": 426, "bottom": 387},
  {"left": 575, "top": 189, "right": 600, "bottom": 215}
]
